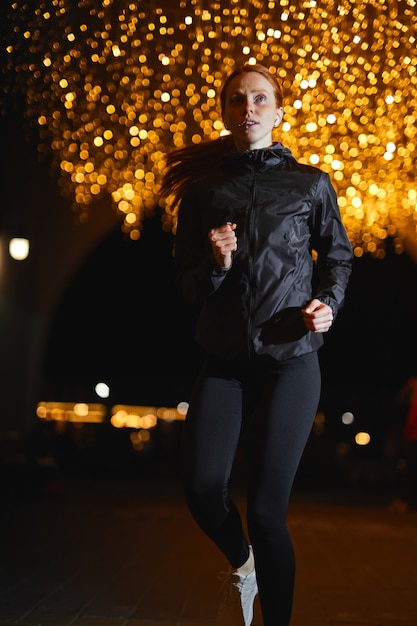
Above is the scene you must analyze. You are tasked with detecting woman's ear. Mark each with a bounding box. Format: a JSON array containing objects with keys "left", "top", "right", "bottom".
[{"left": 273, "top": 107, "right": 284, "bottom": 128}]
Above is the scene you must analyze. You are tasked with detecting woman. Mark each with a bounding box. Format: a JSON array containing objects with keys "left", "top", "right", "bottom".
[{"left": 160, "top": 63, "right": 353, "bottom": 626}]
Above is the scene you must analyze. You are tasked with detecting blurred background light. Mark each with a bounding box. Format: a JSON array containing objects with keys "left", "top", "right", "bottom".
[
  {"left": 1, "top": 0, "right": 416, "bottom": 257},
  {"left": 342, "top": 411, "right": 355, "bottom": 425},
  {"left": 355, "top": 431, "right": 371, "bottom": 446},
  {"left": 95, "top": 382, "right": 110, "bottom": 399},
  {"left": 9, "top": 237, "right": 30, "bottom": 261}
]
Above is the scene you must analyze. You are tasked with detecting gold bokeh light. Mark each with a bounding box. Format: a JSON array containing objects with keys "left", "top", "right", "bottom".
[{"left": 1, "top": 0, "right": 416, "bottom": 256}]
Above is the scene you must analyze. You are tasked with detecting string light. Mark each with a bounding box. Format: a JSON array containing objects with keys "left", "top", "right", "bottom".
[{"left": 1, "top": 0, "right": 416, "bottom": 257}]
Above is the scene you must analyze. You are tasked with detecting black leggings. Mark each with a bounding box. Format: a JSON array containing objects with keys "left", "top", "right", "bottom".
[{"left": 181, "top": 351, "right": 321, "bottom": 626}]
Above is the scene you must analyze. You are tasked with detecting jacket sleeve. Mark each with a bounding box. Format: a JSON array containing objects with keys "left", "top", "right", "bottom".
[
  {"left": 310, "top": 172, "right": 353, "bottom": 317},
  {"left": 174, "top": 184, "right": 230, "bottom": 310}
]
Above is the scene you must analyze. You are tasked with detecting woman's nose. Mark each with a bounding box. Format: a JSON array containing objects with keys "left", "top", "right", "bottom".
[{"left": 244, "top": 100, "right": 253, "bottom": 114}]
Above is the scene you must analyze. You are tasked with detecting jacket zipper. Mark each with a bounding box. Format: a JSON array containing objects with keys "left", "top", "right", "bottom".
[{"left": 246, "top": 161, "right": 258, "bottom": 357}]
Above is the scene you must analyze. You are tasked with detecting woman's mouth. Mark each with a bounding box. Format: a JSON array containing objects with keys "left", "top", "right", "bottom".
[{"left": 238, "top": 119, "right": 257, "bottom": 129}]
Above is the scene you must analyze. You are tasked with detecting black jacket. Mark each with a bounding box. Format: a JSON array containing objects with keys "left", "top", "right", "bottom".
[{"left": 175, "top": 143, "right": 353, "bottom": 362}]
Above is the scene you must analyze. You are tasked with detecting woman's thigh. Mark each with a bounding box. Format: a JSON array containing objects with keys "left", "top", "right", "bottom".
[
  {"left": 181, "top": 371, "right": 243, "bottom": 489},
  {"left": 245, "top": 352, "right": 321, "bottom": 508}
]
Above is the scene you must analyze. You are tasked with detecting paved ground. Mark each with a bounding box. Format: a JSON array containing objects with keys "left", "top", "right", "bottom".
[{"left": 1, "top": 474, "right": 417, "bottom": 626}]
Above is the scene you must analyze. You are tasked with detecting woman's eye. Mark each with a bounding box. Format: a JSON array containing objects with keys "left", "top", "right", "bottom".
[{"left": 255, "top": 94, "right": 267, "bottom": 103}]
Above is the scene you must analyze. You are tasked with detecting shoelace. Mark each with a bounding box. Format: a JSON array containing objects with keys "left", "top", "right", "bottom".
[
  {"left": 218, "top": 568, "right": 254, "bottom": 601},
  {"left": 218, "top": 569, "right": 239, "bottom": 604}
]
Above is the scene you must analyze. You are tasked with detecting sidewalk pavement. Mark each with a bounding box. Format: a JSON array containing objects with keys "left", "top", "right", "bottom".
[{"left": 1, "top": 474, "right": 416, "bottom": 626}]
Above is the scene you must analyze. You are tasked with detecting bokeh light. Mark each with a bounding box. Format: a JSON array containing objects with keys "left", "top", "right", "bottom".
[
  {"left": 95, "top": 381, "right": 110, "bottom": 399},
  {"left": 1, "top": 0, "right": 416, "bottom": 256}
]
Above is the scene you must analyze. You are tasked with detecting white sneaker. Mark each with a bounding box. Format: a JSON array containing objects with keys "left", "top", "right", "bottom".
[{"left": 216, "top": 563, "right": 258, "bottom": 626}]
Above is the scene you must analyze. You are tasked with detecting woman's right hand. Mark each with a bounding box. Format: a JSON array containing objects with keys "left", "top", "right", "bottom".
[{"left": 209, "top": 222, "right": 237, "bottom": 269}]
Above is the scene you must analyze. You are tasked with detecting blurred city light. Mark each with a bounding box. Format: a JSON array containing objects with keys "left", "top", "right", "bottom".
[
  {"left": 1, "top": 1, "right": 416, "bottom": 256},
  {"left": 355, "top": 431, "right": 371, "bottom": 446},
  {"left": 9, "top": 237, "right": 29, "bottom": 261},
  {"left": 36, "top": 401, "right": 107, "bottom": 423},
  {"left": 95, "top": 381, "right": 110, "bottom": 399},
  {"left": 342, "top": 411, "right": 355, "bottom": 425}
]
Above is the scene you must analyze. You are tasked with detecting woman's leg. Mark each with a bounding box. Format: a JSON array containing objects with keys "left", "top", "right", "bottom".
[
  {"left": 245, "top": 352, "right": 321, "bottom": 626},
  {"left": 181, "top": 364, "right": 250, "bottom": 568}
]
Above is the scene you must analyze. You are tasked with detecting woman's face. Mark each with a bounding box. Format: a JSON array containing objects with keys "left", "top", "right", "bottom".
[{"left": 222, "top": 71, "right": 283, "bottom": 153}]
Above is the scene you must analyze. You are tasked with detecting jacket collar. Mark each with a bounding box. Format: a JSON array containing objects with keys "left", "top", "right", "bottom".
[{"left": 221, "top": 142, "right": 294, "bottom": 170}]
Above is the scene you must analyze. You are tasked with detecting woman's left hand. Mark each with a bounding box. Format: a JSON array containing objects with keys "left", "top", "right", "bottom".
[{"left": 302, "top": 299, "right": 333, "bottom": 333}]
